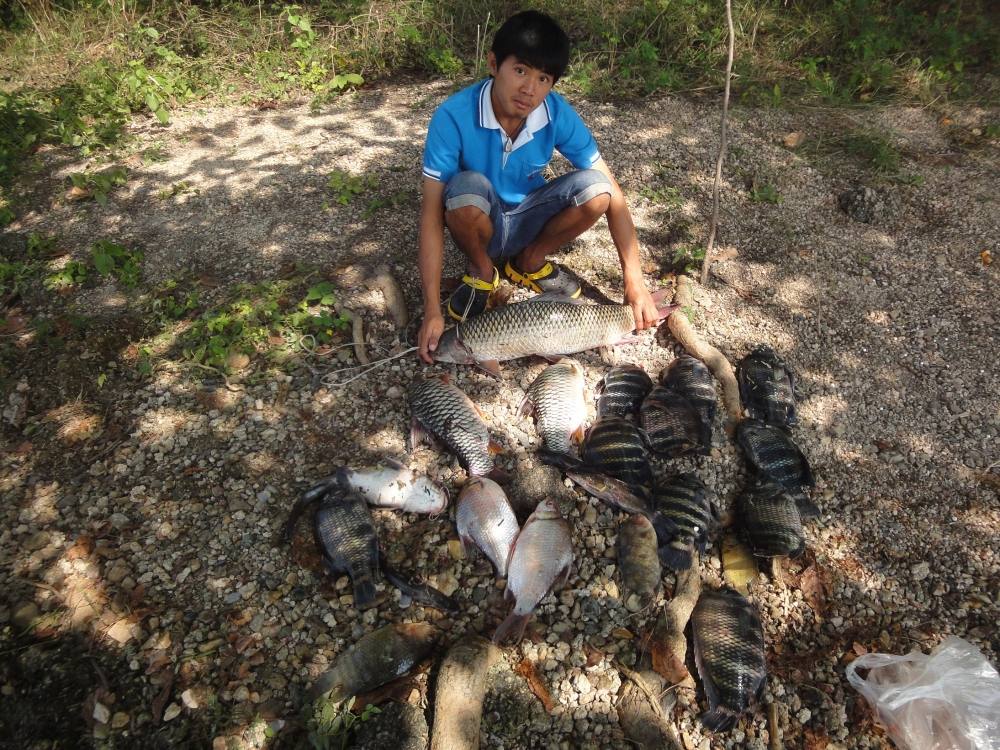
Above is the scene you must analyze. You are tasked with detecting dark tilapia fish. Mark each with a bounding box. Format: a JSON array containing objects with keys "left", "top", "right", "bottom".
[
  {"left": 308, "top": 622, "right": 439, "bottom": 702},
  {"left": 640, "top": 385, "right": 711, "bottom": 457},
  {"left": 737, "top": 479, "right": 805, "bottom": 558},
  {"left": 494, "top": 498, "right": 574, "bottom": 645},
  {"left": 736, "top": 418, "right": 814, "bottom": 489},
  {"left": 692, "top": 586, "right": 767, "bottom": 732},
  {"left": 456, "top": 477, "right": 519, "bottom": 577},
  {"left": 616, "top": 514, "right": 661, "bottom": 607},
  {"left": 659, "top": 350, "right": 718, "bottom": 423},
  {"left": 534, "top": 448, "right": 652, "bottom": 516},
  {"left": 381, "top": 562, "right": 459, "bottom": 613},
  {"left": 596, "top": 364, "right": 653, "bottom": 420},
  {"left": 520, "top": 359, "right": 588, "bottom": 455},
  {"left": 408, "top": 376, "right": 499, "bottom": 477},
  {"left": 313, "top": 491, "right": 381, "bottom": 609},
  {"left": 650, "top": 473, "right": 717, "bottom": 571},
  {"left": 582, "top": 416, "right": 653, "bottom": 492},
  {"left": 737, "top": 345, "right": 798, "bottom": 427},
  {"left": 433, "top": 292, "right": 678, "bottom": 375}
]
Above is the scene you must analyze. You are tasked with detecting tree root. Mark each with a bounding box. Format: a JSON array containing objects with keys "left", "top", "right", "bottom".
[
  {"left": 337, "top": 308, "right": 369, "bottom": 365},
  {"left": 371, "top": 264, "right": 409, "bottom": 331},
  {"left": 430, "top": 636, "right": 501, "bottom": 750},
  {"left": 616, "top": 662, "right": 683, "bottom": 750},
  {"left": 667, "top": 274, "right": 742, "bottom": 425},
  {"left": 649, "top": 554, "right": 702, "bottom": 688}
]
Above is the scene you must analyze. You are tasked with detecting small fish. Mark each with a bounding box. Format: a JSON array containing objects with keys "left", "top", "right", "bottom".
[
  {"left": 313, "top": 490, "right": 381, "bottom": 609},
  {"left": 596, "top": 364, "right": 653, "bottom": 420},
  {"left": 381, "top": 561, "right": 459, "bottom": 612},
  {"left": 659, "top": 350, "right": 717, "bottom": 423},
  {"left": 691, "top": 586, "right": 767, "bottom": 732},
  {"left": 737, "top": 345, "right": 798, "bottom": 427},
  {"left": 736, "top": 419, "right": 814, "bottom": 489},
  {"left": 737, "top": 480, "right": 806, "bottom": 558},
  {"left": 650, "top": 473, "right": 717, "bottom": 571},
  {"left": 456, "top": 477, "right": 520, "bottom": 577},
  {"left": 616, "top": 514, "right": 661, "bottom": 607},
  {"left": 308, "top": 622, "right": 439, "bottom": 702},
  {"left": 519, "top": 359, "right": 588, "bottom": 455},
  {"left": 337, "top": 459, "right": 448, "bottom": 514},
  {"left": 434, "top": 292, "right": 678, "bottom": 376},
  {"left": 640, "top": 385, "right": 710, "bottom": 456},
  {"left": 564, "top": 469, "right": 652, "bottom": 516},
  {"left": 581, "top": 416, "right": 653, "bottom": 491},
  {"left": 408, "top": 376, "right": 500, "bottom": 477},
  {"left": 494, "top": 499, "right": 573, "bottom": 645}
]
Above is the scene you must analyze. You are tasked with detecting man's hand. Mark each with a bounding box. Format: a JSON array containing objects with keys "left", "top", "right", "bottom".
[
  {"left": 418, "top": 311, "right": 445, "bottom": 363},
  {"left": 625, "top": 284, "right": 660, "bottom": 331}
]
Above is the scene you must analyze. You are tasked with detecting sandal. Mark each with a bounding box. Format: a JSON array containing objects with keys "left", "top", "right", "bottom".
[
  {"left": 503, "top": 259, "right": 582, "bottom": 298},
  {"left": 447, "top": 267, "right": 499, "bottom": 321}
]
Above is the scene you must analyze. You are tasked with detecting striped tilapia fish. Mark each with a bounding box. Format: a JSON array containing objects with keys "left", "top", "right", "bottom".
[
  {"left": 313, "top": 490, "right": 381, "bottom": 609},
  {"left": 494, "top": 499, "right": 574, "bottom": 645},
  {"left": 650, "top": 473, "right": 717, "bottom": 571},
  {"left": 692, "top": 586, "right": 767, "bottom": 732},
  {"left": 640, "top": 385, "right": 711, "bottom": 456},
  {"left": 308, "top": 622, "right": 439, "bottom": 702},
  {"left": 596, "top": 364, "right": 653, "bottom": 419},
  {"left": 434, "top": 292, "right": 677, "bottom": 375},
  {"left": 659, "top": 350, "right": 718, "bottom": 423},
  {"left": 738, "top": 479, "right": 805, "bottom": 558},
  {"left": 616, "top": 514, "right": 661, "bottom": 608},
  {"left": 582, "top": 416, "right": 653, "bottom": 492},
  {"left": 520, "top": 359, "right": 588, "bottom": 455},
  {"left": 737, "top": 345, "right": 798, "bottom": 427},
  {"left": 408, "top": 376, "right": 499, "bottom": 477},
  {"left": 737, "top": 418, "right": 814, "bottom": 489},
  {"left": 456, "top": 477, "right": 519, "bottom": 577}
]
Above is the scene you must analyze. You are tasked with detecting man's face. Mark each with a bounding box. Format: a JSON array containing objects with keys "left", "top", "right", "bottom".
[{"left": 487, "top": 52, "right": 555, "bottom": 121}]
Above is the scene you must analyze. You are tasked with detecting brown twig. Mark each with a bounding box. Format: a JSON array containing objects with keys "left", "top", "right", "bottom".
[{"left": 700, "top": 0, "right": 736, "bottom": 286}]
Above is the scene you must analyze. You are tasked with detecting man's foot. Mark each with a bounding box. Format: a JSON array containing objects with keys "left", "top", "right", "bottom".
[
  {"left": 503, "top": 258, "right": 582, "bottom": 298},
  {"left": 447, "top": 267, "right": 499, "bottom": 321}
]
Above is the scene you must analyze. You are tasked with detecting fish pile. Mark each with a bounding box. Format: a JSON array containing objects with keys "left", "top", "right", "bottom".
[{"left": 288, "top": 296, "right": 826, "bottom": 739}]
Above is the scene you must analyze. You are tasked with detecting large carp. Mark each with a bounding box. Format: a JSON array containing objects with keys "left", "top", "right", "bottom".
[{"left": 434, "top": 292, "right": 677, "bottom": 375}]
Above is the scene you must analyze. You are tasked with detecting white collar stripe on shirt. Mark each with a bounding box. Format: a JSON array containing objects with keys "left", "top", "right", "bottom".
[{"left": 477, "top": 79, "right": 551, "bottom": 158}]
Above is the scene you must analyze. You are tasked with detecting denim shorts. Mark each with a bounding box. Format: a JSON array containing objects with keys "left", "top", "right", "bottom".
[{"left": 443, "top": 169, "right": 612, "bottom": 259}]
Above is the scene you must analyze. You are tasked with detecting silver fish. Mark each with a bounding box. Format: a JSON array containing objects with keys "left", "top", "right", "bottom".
[
  {"left": 494, "top": 498, "right": 573, "bottom": 645},
  {"left": 692, "top": 587, "right": 767, "bottom": 732},
  {"left": 308, "top": 622, "right": 439, "bottom": 702},
  {"left": 408, "top": 376, "right": 498, "bottom": 477},
  {"left": 456, "top": 477, "right": 520, "bottom": 577},
  {"left": 616, "top": 514, "right": 661, "bottom": 607},
  {"left": 596, "top": 364, "right": 653, "bottom": 419},
  {"left": 519, "top": 359, "right": 588, "bottom": 455},
  {"left": 434, "top": 292, "right": 677, "bottom": 375},
  {"left": 337, "top": 459, "right": 448, "bottom": 514}
]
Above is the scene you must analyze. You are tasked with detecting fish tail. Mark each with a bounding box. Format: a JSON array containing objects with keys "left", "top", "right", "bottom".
[
  {"left": 700, "top": 706, "right": 737, "bottom": 733},
  {"left": 487, "top": 466, "right": 510, "bottom": 483},
  {"left": 657, "top": 543, "right": 694, "bottom": 571},
  {"left": 493, "top": 612, "right": 530, "bottom": 645},
  {"left": 650, "top": 289, "right": 680, "bottom": 320},
  {"left": 351, "top": 575, "right": 379, "bottom": 610},
  {"left": 382, "top": 563, "right": 459, "bottom": 613},
  {"left": 795, "top": 494, "right": 822, "bottom": 521},
  {"left": 307, "top": 672, "right": 344, "bottom": 704}
]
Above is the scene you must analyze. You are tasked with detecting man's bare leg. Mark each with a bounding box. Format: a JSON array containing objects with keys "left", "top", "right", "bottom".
[
  {"left": 445, "top": 205, "right": 495, "bottom": 281},
  {"left": 514, "top": 193, "right": 611, "bottom": 272}
]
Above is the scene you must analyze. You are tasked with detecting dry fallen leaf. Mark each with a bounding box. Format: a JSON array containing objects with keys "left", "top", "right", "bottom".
[
  {"left": 66, "top": 535, "right": 94, "bottom": 561},
  {"left": 650, "top": 641, "right": 690, "bottom": 684},
  {"left": 800, "top": 565, "right": 828, "bottom": 615},
  {"left": 783, "top": 131, "right": 806, "bottom": 149},
  {"left": 853, "top": 641, "right": 869, "bottom": 656},
  {"left": 981, "top": 249, "right": 993, "bottom": 266},
  {"left": 67, "top": 185, "right": 91, "bottom": 201},
  {"left": 722, "top": 534, "right": 758, "bottom": 595},
  {"left": 611, "top": 627, "right": 635, "bottom": 640},
  {"left": 515, "top": 658, "right": 556, "bottom": 713},
  {"left": 804, "top": 727, "right": 831, "bottom": 750}
]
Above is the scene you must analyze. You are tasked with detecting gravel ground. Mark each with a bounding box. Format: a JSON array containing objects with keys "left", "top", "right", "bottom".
[{"left": 1, "top": 79, "right": 998, "bottom": 749}]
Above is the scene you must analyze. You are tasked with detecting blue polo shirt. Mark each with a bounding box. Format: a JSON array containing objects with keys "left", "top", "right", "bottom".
[{"left": 422, "top": 78, "right": 601, "bottom": 206}]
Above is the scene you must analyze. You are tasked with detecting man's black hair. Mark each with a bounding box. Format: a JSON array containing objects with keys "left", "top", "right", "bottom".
[{"left": 491, "top": 11, "right": 570, "bottom": 83}]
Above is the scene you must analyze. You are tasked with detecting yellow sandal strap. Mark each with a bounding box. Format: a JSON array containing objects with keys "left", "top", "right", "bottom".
[
  {"left": 461, "top": 267, "right": 499, "bottom": 291},
  {"left": 504, "top": 261, "right": 553, "bottom": 288}
]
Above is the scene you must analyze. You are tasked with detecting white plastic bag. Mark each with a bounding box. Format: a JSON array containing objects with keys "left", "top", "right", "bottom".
[{"left": 845, "top": 636, "right": 1000, "bottom": 750}]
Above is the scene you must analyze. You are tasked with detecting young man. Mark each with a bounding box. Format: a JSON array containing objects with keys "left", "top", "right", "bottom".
[{"left": 417, "top": 10, "right": 658, "bottom": 364}]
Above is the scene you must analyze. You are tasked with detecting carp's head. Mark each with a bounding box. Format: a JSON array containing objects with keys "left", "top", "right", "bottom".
[{"left": 433, "top": 328, "right": 475, "bottom": 365}]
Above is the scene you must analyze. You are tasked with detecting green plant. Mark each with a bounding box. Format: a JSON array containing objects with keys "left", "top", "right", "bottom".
[
  {"left": 157, "top": 180, "right": 197, "bottom": 200},
  {"left": 150, "top": 279, "right": 200, "bottom": 321},
  {"left": 69, "top": 167, "right": 127, "bottom": 206},
  {"left": 839, "top": 132, "right": 901, "bottom": 174},
  {"left": 328, "top": 170, "right": 376, "bottom": 206},
  {"left": 672, "top": 245, "right": 706, "bottom": 275},
  {"left": 363, "top": 189, "right": 410, "bottom": 218},
  {"left": 308, "top": 697, "right": 381, "bottom": 750},
  {"left": 638, "top": 185, "right": 682, "bottom": 209},
  {"left": 749, "top": 182, "right": 782, "bottom": 204},
  {"left": 44, "top": 260, "right": 88, "bottom": 291},
  {"left": 91, "top": 240, "right": 143, "bottom": 287}
]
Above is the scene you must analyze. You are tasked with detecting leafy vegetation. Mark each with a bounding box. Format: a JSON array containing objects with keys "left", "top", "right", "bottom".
[
  {"left": 69, "top": 166, "right": 127, "bottom": 205},
  {"left": 308, "top": 697, "right": 382, "bottom": 750}
]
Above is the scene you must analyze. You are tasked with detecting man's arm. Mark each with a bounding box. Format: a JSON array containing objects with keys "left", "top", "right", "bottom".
[
  {"left": 590, "top": 158, "right": 659, "bottom": 330},
  {"left": 417, "top": 177, "right": 447, "bottom": 363}
]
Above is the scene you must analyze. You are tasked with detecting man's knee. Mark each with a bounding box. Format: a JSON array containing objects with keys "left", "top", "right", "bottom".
[
  {"left": 445, "top": 204, "right": 490, "bottom": 232},
  {"left": 577, "top": 190, "right": 610, "bottom": 218},
  {"left": 444, "top": 171, "right": 494, "bottom": 219},
  {"left": 569, "top": 168, "right": 612, "bottom": 213}
]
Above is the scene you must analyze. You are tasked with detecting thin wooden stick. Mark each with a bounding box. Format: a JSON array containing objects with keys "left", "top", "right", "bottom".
[{"left": 700, "top": 0, "right": 735, "bottom": 286}]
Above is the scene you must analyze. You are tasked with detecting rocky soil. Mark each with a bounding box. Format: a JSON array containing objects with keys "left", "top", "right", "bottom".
[{"left": 1, "top": 79, "right": 998, "bottom": 749}]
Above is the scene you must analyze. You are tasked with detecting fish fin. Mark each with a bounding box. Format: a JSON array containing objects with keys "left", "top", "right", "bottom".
[
  {"left": 351, "top": 575, "right": 379, "bottom": 610},
  {"left": 613, "top": 335, "right": 642, "bottom": 345},
  {"left": 700, "top": 707, "right": 737, "bottom": 733},
  {"left": 649, "top": 289, "right": 680, "bottom": 319},
  {"left": 527, "top": 292, "right": 583, "bottom": 304},
  {"left": 439, "top": 372, "right": 452, "bottom": 384},
  {"left": 571, "top": 424, "right": 586, "bottom": 444},
  {"left": 410, "top": 418, "right": 430, "bottom": 450},
  {"left": 493, "top": 612, "right": 530, "bottom": 645},
  {"left": 486, "top": 466, "right": 510, "bottom": 483},
  {"left": 538, "top": 354, "right": 563, "bottom": 364},
  {"left": 517, "top": 395, "right": 534, "bottom": 419},
  {"left": 488, "top": 439, "right": 503, "bottom": 455},
  {"left": 540, "top": 449, "right": 585, "bottom": 471},
  {"left": 283, "top": 482, "right": 334, "bottom": 543},
  {"left": 794, "top": 491, "right": 821, "bottom": 520},
  {"left": 383, "top": 456, "right": 407, "bottom": 471},
  {"left": 658, "top": 543, "right": 694, "bottom": 572},
  {"left": 478, "top": 359, "right": 502, "bottom": 378},
  {"left": 381, "top": 562, "right": 458, "bottom": 613}
]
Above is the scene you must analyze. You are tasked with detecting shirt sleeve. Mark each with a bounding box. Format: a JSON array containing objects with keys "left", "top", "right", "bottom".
[
  {"left": 422, "top": 105, "right": 461, "bottom": 184},
  {"left": 551, "top": 94, "right": 601, "bottom": 169}
]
